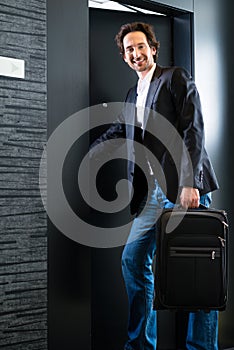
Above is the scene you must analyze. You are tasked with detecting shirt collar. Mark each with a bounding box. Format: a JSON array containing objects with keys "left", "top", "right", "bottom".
[{"left": 137, "top": 63, "right": 156, "bottom": 93}]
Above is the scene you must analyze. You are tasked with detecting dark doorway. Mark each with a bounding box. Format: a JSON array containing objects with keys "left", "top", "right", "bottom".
[{"left": 89, "top": 3, "right": 194, "bottom": 350}]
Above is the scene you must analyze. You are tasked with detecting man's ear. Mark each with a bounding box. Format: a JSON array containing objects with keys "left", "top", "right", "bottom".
[
  {"left": 123, "top": 54, "right": 127, "bottom": 62},
  {"left": 151, "top": 47, "right": 157, "bottom": 56}
]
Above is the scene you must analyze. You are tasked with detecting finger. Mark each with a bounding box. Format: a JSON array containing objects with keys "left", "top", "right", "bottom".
[
  {"left": 180, "top": 199, "right": 189, "bottom": 209},
  {"left": 189, "top": 199, "right": 199, "bottom": 208}
]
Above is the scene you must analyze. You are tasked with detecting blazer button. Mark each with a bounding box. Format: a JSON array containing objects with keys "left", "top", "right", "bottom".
[{"left": 199, "top": 171, "right": 203, "bottom": 182}]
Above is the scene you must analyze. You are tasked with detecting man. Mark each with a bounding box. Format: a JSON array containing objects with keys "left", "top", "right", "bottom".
[{"left": 90, "top": 22, "right": 219, "bottom": 350}]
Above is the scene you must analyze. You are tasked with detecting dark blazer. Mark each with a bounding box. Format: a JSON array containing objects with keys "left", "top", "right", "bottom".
[{"left": 90, "top": 65, "right": 219, "bottom": 214}]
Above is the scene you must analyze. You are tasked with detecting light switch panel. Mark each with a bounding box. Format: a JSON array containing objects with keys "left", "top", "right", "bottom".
[{"left": 0, "top": 56, "right": 25, "bottom": 79}]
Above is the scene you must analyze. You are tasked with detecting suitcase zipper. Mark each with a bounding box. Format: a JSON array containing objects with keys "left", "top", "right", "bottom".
[
  {"left": 211, "top": 250, "right": 216, "bottom": 260},
  {"left": 218, "top": 236, "right": 226, "bottom": 247},
  {"left": 222, "top": 221, "right": 229, "bottom": 228},
  {"left": 169, "top": 246, "right": 221, "bottom": 260}
]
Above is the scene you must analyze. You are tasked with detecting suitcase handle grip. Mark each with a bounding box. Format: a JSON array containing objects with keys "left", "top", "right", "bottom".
[
  {"left": 177, "top": 203, "right": 208, "bottom": 210},
  {"left": 199, "top": 203, "right": 208, "bottom": 210}
]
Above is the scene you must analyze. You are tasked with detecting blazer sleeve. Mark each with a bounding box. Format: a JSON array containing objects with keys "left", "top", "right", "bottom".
[
  {"left": 89, "top": 87, "right": 136, "bottom": 160},
  {"left": 170, "top": 67, "right": 205, "bottom": 190},
  {"left": 89, "top": 113, "right": 126, "bottom": 161}
]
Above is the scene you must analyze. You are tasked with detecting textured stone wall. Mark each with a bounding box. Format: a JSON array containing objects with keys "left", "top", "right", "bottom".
[{"left": 0, "top": 0, "right": 47, "bottom": 349}]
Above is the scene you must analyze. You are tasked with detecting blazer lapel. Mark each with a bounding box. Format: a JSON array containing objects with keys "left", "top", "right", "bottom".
[
  {"left": 143, "top": 65, "right": 162, "bottom": 134},
  {"left": 124, "top": 85, "right": 137, "bottom": 140}
]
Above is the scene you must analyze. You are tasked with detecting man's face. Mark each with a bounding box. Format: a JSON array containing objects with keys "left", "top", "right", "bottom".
[{"left": 123, "top": 31, "right": 156, "bottom": 77}]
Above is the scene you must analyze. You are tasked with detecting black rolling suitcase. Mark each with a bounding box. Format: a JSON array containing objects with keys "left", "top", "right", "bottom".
[{"left": 154, "top": 206, "right": 228, "bottom": 311}]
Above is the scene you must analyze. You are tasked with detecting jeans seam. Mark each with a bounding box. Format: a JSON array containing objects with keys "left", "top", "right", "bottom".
[{"left": 143, "top": 232, "right": 156, "bottom": 350}]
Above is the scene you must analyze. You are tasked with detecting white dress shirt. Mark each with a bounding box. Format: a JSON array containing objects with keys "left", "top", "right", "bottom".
[{"left": 136, "top": 63, "right": 156, "bottom": 128}]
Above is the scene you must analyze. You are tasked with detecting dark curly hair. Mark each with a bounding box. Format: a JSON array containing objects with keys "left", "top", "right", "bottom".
[{"left": 115, "top": 22, "right": 160, "bottom": 62}]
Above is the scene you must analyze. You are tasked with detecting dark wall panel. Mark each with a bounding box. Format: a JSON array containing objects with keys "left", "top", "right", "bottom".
[
  {"left": 217, "top": 0, "right": 234, "bottom": 347},
  {"left": 47, "top": 0, "right": 91, "bottom": 350},
  {"left": 0, "top": 0, "right": 47, "bottom": 349},
  {"left": 173, "top": 13, "right": 194, "bottom": 75}
]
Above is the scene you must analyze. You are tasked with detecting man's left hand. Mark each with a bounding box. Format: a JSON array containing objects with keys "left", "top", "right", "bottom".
[{"left": 180, "top": 187, "right": 200, "bottom": 208}]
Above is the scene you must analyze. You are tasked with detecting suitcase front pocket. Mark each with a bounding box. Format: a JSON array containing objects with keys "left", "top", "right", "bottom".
[{"left": 162, "top": 235, "right": 225, "bottom": 309}]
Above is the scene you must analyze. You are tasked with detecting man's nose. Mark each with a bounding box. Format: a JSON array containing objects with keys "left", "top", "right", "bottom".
[{"left": 133, "top": 47, "right": 141, "bottom": 58}]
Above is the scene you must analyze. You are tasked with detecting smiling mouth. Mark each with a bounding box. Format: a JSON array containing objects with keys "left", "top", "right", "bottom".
[{"left": 133, "top": 58, "right": 145, "bottom": 65}]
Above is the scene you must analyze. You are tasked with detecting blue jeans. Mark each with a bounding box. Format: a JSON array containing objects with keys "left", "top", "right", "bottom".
[{"left": 122, "top": 180, "right": 219, "bottom": 350}]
